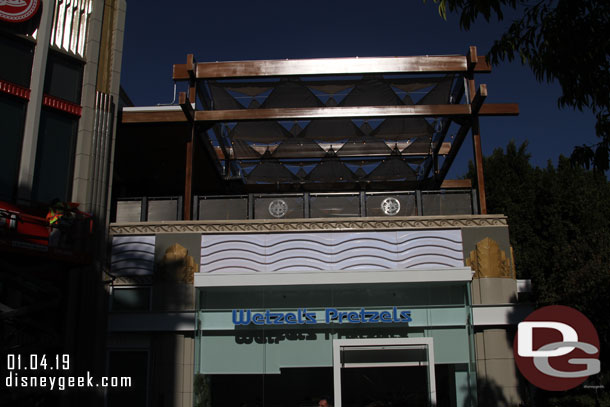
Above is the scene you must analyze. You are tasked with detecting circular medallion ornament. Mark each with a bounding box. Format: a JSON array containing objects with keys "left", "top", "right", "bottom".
[
  {"left": 380, "top": 197, "right": 401, "bottom": 216},
  {"left": 0, "top": 0, "right": 40, "bottom": 23},
  {"left": 268, "top": 199, "right": 288, "bottom": 218}
]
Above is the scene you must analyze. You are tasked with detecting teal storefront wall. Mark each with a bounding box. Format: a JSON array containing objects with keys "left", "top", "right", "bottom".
[{"left": 195, "top": 282, "right": 475, "bottom": 375}]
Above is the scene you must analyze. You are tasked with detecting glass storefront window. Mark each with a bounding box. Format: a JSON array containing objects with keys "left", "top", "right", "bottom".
[
  {"left": 0, "top": 34, "right": 34, "bottom": 87},
  {"left": 32, "top": 108, "right": 78, "bottom": 203},
  {"left": 0, "top": 95, "right": 26, "bottom": 201},
  {"left": 194, "top": 282, "right": 476, "bottom": 407},
  {"left": 336, "top": 340, "right": 435, "bottom": 407},
  {"left": 44, "top": 51, "right": 84, "bottom": 104},
  {"left": 110, "top": 287, "right": 151, "bottom": 312}
]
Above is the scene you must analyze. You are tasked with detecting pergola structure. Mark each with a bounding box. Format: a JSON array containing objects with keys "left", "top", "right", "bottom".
[{"left": 121, "top": 46, "right": 518, "bottom": 219}]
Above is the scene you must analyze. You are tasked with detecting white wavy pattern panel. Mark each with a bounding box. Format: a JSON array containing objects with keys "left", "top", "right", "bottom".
[
  {"left": 111, "top": 235, "right": 156, "bottom": 276},
  {"left": 201, "top": 230, "right": 463, "bottom": 273}
]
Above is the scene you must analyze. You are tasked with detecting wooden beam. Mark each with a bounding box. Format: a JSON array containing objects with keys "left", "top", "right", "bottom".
[
  {"left": 467, "top": 46, "right": 478, "bottom": 71},
  {"left": 189, "top": 84, "right": 196, "bottom": 106},
  {"left": 179, "top": 92, "right": 194, "bottom": 122},
  {"left": 192, "top": 104, "right": 517, "bottom": 122},
  {"left": 472, "top": 123, "right": 487, "bottom": 214},
  {"left": 186, "top": 54, "right": 196, "bottom": 80},
  {"left": 472, "top": 84, "right": 488, "bottom": 114},
  {"left": 178, "top": 92, "right": 195, "bottom": 122},
  {"left": 121, "top": 110, "right": 187, "bottom": 123},
  {"left": 184, "top": 55, "right": 198, "bottom": 220},
  {"left": 475, "top": 55, "right": 491, "bottom": 72},
  {"left": 171, "top": 74, "right": 486, "bottom": 90},
  {"left": 121, "top": 103, "right": 518, "bottom": 124},
  {"left": 465, "top": 68, "right": 488, "bottom": 214},
  {"left": 121, "top": 103, "right": 517, "bottom": 124},
  {"left": 441, "top": 179, "right": 472, "bottom": 189},
  {"left": 479, "top": 103, "right": 518, "bottom": 116},
  {"left": 173, "top": 54, "right": 493, "bottom": 80},
  {"left": 194, "top": 104, "right": 469, "bottom": 121},
  {"left": 187, "top": 54, "right": 197, "bottom": 104}
]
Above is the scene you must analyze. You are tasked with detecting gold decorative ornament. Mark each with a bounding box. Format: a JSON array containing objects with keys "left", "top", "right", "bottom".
[
  {"left": 466, "top": 237, "right": 514, "bottom": 279},
  {"left": 155, "top": 243, "right": 198, "bottom": 284}
]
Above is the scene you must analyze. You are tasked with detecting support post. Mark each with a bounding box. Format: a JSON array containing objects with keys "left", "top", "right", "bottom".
[
  {"left": 140, "top": 197, "right": 148, "bottom": 222},
  {"left": 304, "top": 192, "right": 310, "bottom": 218},
  {"left": 184, "top": 125, "right": 194, "bottom": 220},
  {"left": 176, "top": 195, "right": 183, "bottom": 220},
  {"left": 187, "top": 54, "right": 197, "bottom": 104},
  {"left": 248, "top": 194, "right": 254, "bottom": 219},
  {"left": 192, "top": 194, "right": 199, "bottom": 220},
  {"left": 471, "top": 188, "right": 479, "bottom": 215},
  {"left": 359, "top": 191, "right": 366, "bottom": 217},
  {"left": 471, "top": 122, "right": 487, "bottom": 214},
  {"left": 183, "top": 54, "right": 197, "bottom": 221},
  {"left": 466, "top": 46, "right": 487, "bottom": 214},
  {"left": 179, "top": 88, "right": 196, "bottom": 221}
]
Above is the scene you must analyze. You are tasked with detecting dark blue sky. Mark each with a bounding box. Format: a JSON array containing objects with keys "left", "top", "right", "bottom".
[{"left": 121, "top": 0, "right": 598, "bottom": 179}]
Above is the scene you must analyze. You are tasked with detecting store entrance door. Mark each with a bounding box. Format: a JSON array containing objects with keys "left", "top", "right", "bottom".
[{"left": 332, "top": 338, "right": 437, "bottom": 407}]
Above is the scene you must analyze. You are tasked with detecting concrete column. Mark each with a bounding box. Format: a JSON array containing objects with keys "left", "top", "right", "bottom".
[
  {"left": 72, "top": 0, "right": 125, "bottom": 222},
  {"left": 101, "top": 0, "right": 126, "bottom": 225},
  {"left": 461, "top": 227, "right": 522, "bottom": 406},
  {"left": 17, "top": 0, "right": 56, "bottom": 202},
  {"left": 71, "top": 0, "right": 105, "bottom": 213}
]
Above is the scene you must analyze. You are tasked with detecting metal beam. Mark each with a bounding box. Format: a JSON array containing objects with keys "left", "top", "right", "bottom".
[
  {"left": 436, "top": 121, "right": 472, "bottom": 183},
  {"left": 184, "top": 126, "right": 194, "bottom": 220},
  {"left": 422, "top": 74, "right": 467, "bottom": 180},
  {"left": 193, "top": 104, "right": 518, "bottom": 122},
  {"left": 173, "top": 55, "right": 492, "bottom": 80},
  {"left": 121, "top": 103, "right": 518, "bottom": 124}
]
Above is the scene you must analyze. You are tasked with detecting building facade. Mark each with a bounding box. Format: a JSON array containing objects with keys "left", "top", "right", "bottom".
[
  {"left": 106, "top": 50, "right": 531, "bottom": 407},
  {"left": 0, "top": 0, "right": 125, "bottom": 405}
]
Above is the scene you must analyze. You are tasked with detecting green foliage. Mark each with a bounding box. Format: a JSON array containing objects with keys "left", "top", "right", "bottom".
[
  {"left": 467, "top": 141, "right": 610, "bottom": 404},
  {"left": 547, "top": 390, "right": 610, "bottom": 407},
  {"left": 430, "top": 0, "right": 610, "bottom": 171},
  {"left": 467, "top": 141, "right": 610, "bottom": 305}
]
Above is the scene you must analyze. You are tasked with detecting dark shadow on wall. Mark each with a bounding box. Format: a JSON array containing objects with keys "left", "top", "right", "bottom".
[
  {"left": 477, "top": 295, "right": 531, "bottom": 407},
  {"left": 0, "top": 254, "right": 108, "bottom": 407},
  {"left": 462, "top": 377, "right": 510, "bottom": 407},
  {"left": 505, "top": 296, "right": 538, "bottom": 407},
  {"left": 466, "top": 289, "right": 534, "bottom": 407}
]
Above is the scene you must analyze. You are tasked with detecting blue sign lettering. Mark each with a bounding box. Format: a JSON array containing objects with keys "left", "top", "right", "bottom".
[{"left": 232, "top": 307, "right": 412, "bottom": 326}]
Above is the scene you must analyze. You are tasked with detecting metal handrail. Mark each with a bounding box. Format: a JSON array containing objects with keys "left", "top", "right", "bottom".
[{"left": 114, "top": 189, "right": 478, "bottom": 222}]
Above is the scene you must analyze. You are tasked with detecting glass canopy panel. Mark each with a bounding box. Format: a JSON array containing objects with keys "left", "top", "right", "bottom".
[{"left": 200, "top": 75, "right": 458, "bottom": 189}]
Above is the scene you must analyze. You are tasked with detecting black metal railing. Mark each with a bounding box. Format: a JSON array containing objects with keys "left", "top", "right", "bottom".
[{"left": 113, "top": 190, "right": 478, "bottom": 222}]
